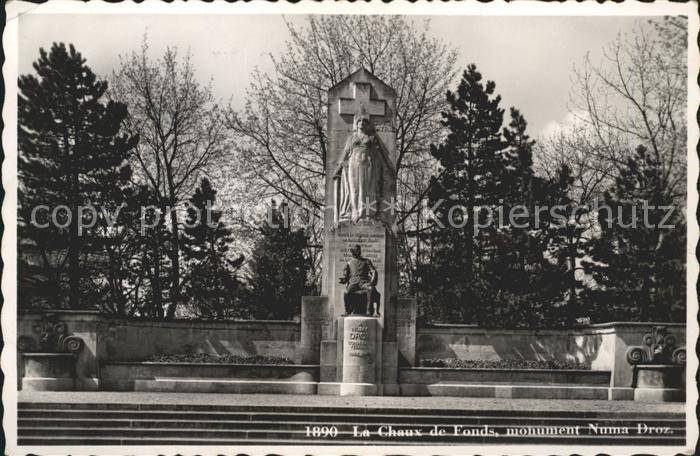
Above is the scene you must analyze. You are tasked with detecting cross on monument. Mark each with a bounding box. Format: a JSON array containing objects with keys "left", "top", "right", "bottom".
[
  {"left": 300, "top": 67, "right": 404, "bottom": 396},
  {"left": 338, "top": 82, "right": 386, "bottom": 120}
]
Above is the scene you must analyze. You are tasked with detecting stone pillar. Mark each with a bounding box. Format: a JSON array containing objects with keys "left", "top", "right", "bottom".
[
  {"left": 300, "top": 297, "right": 331, "bottom": 364},
  {"left": 17, "top": 311, "right": 101, "bottom": 391},
  {"left": 397, "top": 298, "right": 417, "bottom": 367},
  {"left": 315, "top": 68, "right": 401, "bottom": 396},
  {"left": 340, "top": 316, "right": 381, "bottom": 396},
  {"left": 323, "top": 68, "right": 397, "bottom": 329}
]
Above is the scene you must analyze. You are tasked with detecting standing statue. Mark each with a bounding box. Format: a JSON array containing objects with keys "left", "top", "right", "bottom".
[
  {"left": 334, "top": 114, "right": 396, "bottom": 223},
  {"left": 339, "top": 244, "right": 381, "bottom": 316}
]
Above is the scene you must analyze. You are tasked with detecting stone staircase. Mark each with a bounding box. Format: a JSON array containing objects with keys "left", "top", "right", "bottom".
[{"left": 18, "top": 401, "right": 686, "bottom": 446}]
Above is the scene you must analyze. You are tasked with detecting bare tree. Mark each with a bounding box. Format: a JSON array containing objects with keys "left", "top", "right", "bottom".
[
  {"left": 537, "top": 126, "right": 613, "bottom": 208},
  {"left": 536, "top": 126, "right": 613, "bottom": 299},
  {"left": 110, "top": 38, "right": 227, "bottom": 318},
  {"left": 226, "top": 16, "right": 458, "bottom": 292},
  {"left": 569, "top": 17, "right": 687, "bottom": 204},
  {"left": 534, "top": 17, "right": 688, "bottom": 310}
]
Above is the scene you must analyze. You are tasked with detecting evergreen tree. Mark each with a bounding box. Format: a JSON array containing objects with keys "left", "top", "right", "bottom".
[
  {"left": 247, "top": 201, "right": 310, "bottom": 320},
  {"left": 419, "top": 64, "right": 506, "bottom": 322},
  {"left": 139, "top": 190, "right": 173, "bottom": 318},
  {"left": 542, "top": 164, "right": 590, "bottom": 325},
  {"left": 472, "top": 110, "right": 571, "bottom": 327},
  {"left": 93, "top": 183, "right": 171, "bottom": 317},
  {"left": 501, "top": 109, "right": 535, "bottom": 208},
  {"left": 584, "top": 146, "right": 685, "bottom": 322},
  {"left": 18, "top": 43, "right": 137, "bottom": 309},
  {"left": 419, "top": 69, "right": 574, "bottom": 327},
  {"left": 181, "top": 178, "right": 245, "bottom": 320}
]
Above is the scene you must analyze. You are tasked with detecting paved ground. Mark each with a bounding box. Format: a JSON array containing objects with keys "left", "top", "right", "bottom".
[{"left": 18, "top": 391, "right": 685, "bottom": 413}]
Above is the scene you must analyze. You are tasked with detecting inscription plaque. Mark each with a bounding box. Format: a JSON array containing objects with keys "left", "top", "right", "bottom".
[
  {"left": 331, "top": 223, "right": 387, "bottom": 319},
  {"left": 342, "top": 317, "right": 377, "bottom": 384}
]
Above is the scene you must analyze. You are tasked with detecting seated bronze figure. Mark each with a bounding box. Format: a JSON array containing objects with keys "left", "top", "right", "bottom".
[{"left": 339, "top": 244, "right": 381, "bottom": 316}]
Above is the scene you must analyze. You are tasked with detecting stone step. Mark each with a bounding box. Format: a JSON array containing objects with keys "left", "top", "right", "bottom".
[
  {"left": 399, "top": 368, "right": 611, "bottom": 386},
  {"left": 118, "top": 377, "right": 616, "bottom": 399},
  {"left": 399, "top": 383, "right": 610, "bottom": 400},
  {"left": 133, "top": 378, "right": 318, "bottom": 394},
  {"left": 18, "top": 408, "right": 685, "bottom": 424},
  {"left": 17, "top": 433, "right": 686, "bottom": 446},
  {"left": 18, "top": 416, "right": 686, "bottom": 429},
  {"left": 18, "top": 401, "right": 684, "bottom": 419},
  {"left": 17, "top": 401, "right": 686, "bottom": 446},
  {"left": 18, "top": 423, "right": 686, "bottom": 439}
]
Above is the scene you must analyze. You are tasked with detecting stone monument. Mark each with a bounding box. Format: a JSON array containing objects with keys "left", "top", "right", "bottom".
[{"left": 301, "top": 68, "right": 401, "bottom": 396}]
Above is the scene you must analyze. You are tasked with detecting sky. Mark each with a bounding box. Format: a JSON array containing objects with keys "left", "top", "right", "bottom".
[{"left": 17, "top": 14, "right": 653, "bottom": 139}]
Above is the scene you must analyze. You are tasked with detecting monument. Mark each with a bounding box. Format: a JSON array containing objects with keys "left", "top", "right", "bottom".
[{"left": 301, "top": 68, "right": 402, "bottom": 395}]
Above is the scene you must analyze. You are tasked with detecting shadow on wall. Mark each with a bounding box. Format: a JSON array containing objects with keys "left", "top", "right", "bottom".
[
  {"left": 103, "top": 318, "right": 301, "bottom": 363},
  {"left": 416, "top": 328, "right": 605, "bottom": 367}
]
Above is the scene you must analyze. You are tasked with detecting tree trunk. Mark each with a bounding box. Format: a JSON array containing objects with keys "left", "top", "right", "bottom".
[
  {"left": 64, "top": 125, "right": 80, "bottom": 309},
  {"left": 151, "top": 239, "right": 163, "bottom": 318},
  {"left": 106, "top": 244, "right": 123, "bottom": 315},
  {"left": 166, "top": 206, "right": 181, "bottom": 319},
  {"left": 640, "top": 275, "right": 651, "bottom": 321},
  {"left": 464, "top": 146, "right": 475, "bottom": 282},
  {"left": 567, "top": 237, "right": 577, "bottom": 326},
  {"left": 68, "top": 165, "right": 81, "bottom": 309}
]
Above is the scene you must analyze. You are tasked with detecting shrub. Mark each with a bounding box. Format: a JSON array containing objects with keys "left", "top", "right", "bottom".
[
  {"left": 418, "top": 358, "right": 590, "bottom": 370},
  {"left": 146, "top": 353, "right": 294, "bottom": 365}
]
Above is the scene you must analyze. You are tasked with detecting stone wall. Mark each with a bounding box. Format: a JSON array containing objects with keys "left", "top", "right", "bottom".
[
  {"left": 102, "top": 318, "right": 300, "bottom": 362},
  {"left": 416, "top": 324, "right": 610, "bottom": 364},
  {"left": 16, "top": 311, "right": 686, "bottom": 393},
  {"left": 17, "top": 310, "right": 301, "bottom": 390},
  {"left": 415, "top": 322, "right": 686, "bottom": 390}
]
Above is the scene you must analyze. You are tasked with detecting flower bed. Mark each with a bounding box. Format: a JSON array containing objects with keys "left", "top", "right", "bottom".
[
  {"left": 418, "top": 358, "right": 590, "bottom": 370},
  {"left": 146, "top": 353, "right": 294, "bottom": 365}
]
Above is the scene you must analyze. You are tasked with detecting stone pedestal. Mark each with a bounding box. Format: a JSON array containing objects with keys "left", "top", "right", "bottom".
[
  {"left": 632, "top": 365, "right": 685, "bottom": 402},
  {"left": 22, "top": 353, "right": 77, "bottom": 391},
  {"left": 339, "top": 317, "right": 381, "bottom": 396}
]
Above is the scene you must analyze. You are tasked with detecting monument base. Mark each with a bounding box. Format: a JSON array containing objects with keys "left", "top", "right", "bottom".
[
  {"left": 334, "top": 316, "right": 383, "bottom": 396},
  {"left": 340, "top": 382, "right": 379, "bottom": 396},
  {"left": 317, "top": 382, "right": 383, "bottom": 396}
]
